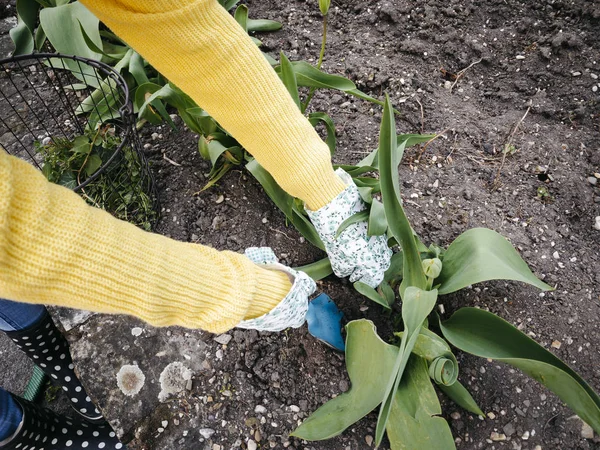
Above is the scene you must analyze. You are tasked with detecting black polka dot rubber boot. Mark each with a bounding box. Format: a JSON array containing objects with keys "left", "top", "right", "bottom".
[
  {"left": 4, "top": 311, "right": 103, "bottom": 423},
  {"left": 0, "top": 394, "right": 124, "bottom": 450}
]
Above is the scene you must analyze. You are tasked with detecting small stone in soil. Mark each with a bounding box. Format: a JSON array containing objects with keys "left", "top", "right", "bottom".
[
  {"left": 214, "top": 334, "right": 232, "bottom": 345},
  {"left": 199, "top": 428, "right": 215, "bottom": 439},
  {"left": 588, "top": 176, "right": 598, "bottom": 185},
  {"left": 503, "top": 421, "right": 516, "bottom": 436},
  {"left": 581, "top": 421, "right": 594, "bottom": 439},
  {"left": 551, "top": 340, "right": 562, "bottom": 349},
  {"left": 365, "top": 435, "right": 373, "bottom": 446}
]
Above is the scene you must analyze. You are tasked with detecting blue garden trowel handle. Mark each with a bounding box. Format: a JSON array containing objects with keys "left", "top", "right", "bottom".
[{"left": 306, "top": 293, "right": 345, "bottom": 352}]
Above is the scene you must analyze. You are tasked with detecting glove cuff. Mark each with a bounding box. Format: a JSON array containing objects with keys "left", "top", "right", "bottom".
[{"left": 237, "top": 248, "right": 316, "bottom": 332}]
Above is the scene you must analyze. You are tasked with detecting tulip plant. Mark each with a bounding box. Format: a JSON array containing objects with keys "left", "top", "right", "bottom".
[{"left": 286, "top": 97, "right": 600, "bottom": 449}]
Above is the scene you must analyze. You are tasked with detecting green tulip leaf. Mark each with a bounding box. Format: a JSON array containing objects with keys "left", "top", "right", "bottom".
[
  {"left": 10, "top": 19, "right": 34, "bottom": 56},
  {"left": 367, "top": 198, "right": 387, "bottom": 237},
  {"left": 353, "top": 281, "right": 391, "bottom": 309},
  {"left": 386, "top": 355, "right": 455, "bottom": 450},
  {"left": 295, "top": 257, "right": 333, "bottom": 281},
  {"left": 439, "top": 308, "right": 600, "bottom": 434},
  {"left": 378, "top": 95, "right": 426, "bottom": 294},
  {"left": 279, "top": 52, "right": 300, "bottom": 109},
  {"left": 335, "top": 211, "right": 369, "bottom": 238},
  {"left": 233, "top": 4, "right": 248, "bottom": 32},
  {"left": 247, "top": 18, "right": 282, "bottom": 32},
  {"left": 376, "top": 287, "right": 438, "bottom": 445},
  {"left": 436, "top": 228, "right": 554, "bottom": 295},
  {"left": 292, "top": 320, "right": 398, "bottom": 440},
  {"left": 287, "top": 61, "right": 356, "bottom": 91},
  {"left": 437, "top": 380, "right": 484, "bottom": 417},
  {"left": 40, "top": 2, "right": 103, "bottom": 86}
]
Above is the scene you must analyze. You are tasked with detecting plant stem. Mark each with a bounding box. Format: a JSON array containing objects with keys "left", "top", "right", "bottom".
[{"left": 301, "top": 14, "right": 328, "bottom": 114}]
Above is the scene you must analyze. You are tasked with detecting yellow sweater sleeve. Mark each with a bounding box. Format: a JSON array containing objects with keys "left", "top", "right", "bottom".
[
  {"left": 79, "top": 0, "right": 346, "bottom": 211},
  {"left": 0, "top": 150, "right": 291, "bottom": 333}
]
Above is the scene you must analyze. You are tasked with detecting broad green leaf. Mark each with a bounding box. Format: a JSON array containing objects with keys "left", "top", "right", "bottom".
[
  {"left": 40, "top": 2, "right": 103, "bottom": 86},
  {"left": 378, "top": 95, "right": 426, "bottom": 294},
  {"left": 134, "top": 82, "right": 172, "bottom": 126},
  {"left": 353, "top": 281, "right": 391, "bottom": 309},
  {"left": 77, "top": 21, "right": 116, "bottom": 59},
  {"left": 186, "top": 107, "right": 217, "bottom": 135},
  {"left": 84, "top": 153, "right": 102, "bottom": 177},
  {"left": 136, "top": 82, "right": 190, "bottom": 129},
  {"left": 376, "top": 288, "right": 438, "bottom": 445},
  {"left": 198, "top": 136, "right": 210, "bottom": 160},
  {"left": 288, "top": 61, "right": 356, "bottom": 91},
  {"left": 9, "top": 19, "right": 34, "bottom": 55},
  {"left": 10, "top": 0, "right": 40, "bottom": 55},
  {"left": 246, "top": 159, "right": 324, "bottom": 250},
  {"left": 379, "top": 281, "right": 396, "bottom": 306},
  {"left": 233, "top": 5, "right": 248, "bottom": 32},
  {"left": 440, "top": 308, "right": 600, "bottom": 434},
  {"left": 247, "top": 18, "right": 282, "bottom": 32},
  {"left": 397, "top": 327, "right": 459, "bottom": 386},
  {"left": 279, "top": 52, "right": 300, "bottom": 109},
  {"left": 335, "top": 211, "right": 369, "bottom": 238},
  {"left": 438, "top": 380, "right": 484, "bottom": 417},
  {"left": 292, "top": 320, "right": 398, "bottom": 440},
  {"left": 17, "top": 0, "right": 40, "bottom": 32},
  {"left": 40, "top": 2, "right": 102, "bottom": 59},
  {"left": 347, "top": 88, "right": 383, "bottom": 105},
  {"left": 367, "top": 198, "right": 387, "bottom": 236},
  {"left": 128, "top": 52, "right": 150, "bottom": 86},
  {"left": 386, "top": 355, "right": 455, "bottom": 450},
  {"left": 207, "top": 140, "right": 231, "bottom": 166},
  {"left": 76, "top": 78, "right": 118, "bottom": 114},
  {"left": 114, "top": 47, "right": 133, "bottom": 73},
  {"left": 353, "top": 177, "right": 380, "bottom": 193},
  {"left": 34, "top": 22, "right": 47, "bottom": 50},
  {"left": 308, "top": 112, "right": 336, "bottom": 155},
  {"left": 384, "top": 251, "right": 403, "bottom": 283},
  {"left": 295, "top": 257, "right": 333, "bottom": 281},
  {"left": 436, "top": 228, "right": 553, "bottom": 295}
]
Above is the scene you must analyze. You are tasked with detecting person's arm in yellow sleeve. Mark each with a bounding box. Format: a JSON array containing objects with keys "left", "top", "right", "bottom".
[
  {"left": 0, "top": 150, "right": 292, "bottom": 334},
  {"left": 80, "top": 0, "right": 346, "bottom": 211},
  {"left": 79, "top": 0, "right": 391, "bottom": 287}
]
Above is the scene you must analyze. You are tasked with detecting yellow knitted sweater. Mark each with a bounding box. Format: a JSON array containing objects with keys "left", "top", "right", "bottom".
[{"left": 0, "top": 0, "right": 345, "bottom": 333}]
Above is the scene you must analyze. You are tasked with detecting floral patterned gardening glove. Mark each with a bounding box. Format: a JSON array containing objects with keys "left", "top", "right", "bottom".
[
  {"left": 306, "top": 168, "right": 392, "bottom": 288},
  {"left": 237, "top": 247, "right": 316, "bottom": 332}
]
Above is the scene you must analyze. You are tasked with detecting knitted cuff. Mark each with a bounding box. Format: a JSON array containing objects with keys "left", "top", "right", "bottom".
[{"left": 244, "top": 266, "right": 293, "bottom": 320}]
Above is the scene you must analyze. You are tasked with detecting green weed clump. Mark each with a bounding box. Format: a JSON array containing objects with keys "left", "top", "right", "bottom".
[{"left": 36, "top": 128, "right": 156, "bottom": 230}]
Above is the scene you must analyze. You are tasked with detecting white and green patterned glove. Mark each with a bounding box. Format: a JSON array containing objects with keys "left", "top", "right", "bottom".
[
  {"left": 237, "top": 247, "right": 317, "bottom": 332},
  {"left": 306, "top": 168, "right": 392, "bottom": 288}
]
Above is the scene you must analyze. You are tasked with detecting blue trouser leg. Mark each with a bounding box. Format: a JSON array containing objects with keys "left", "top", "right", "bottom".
[
  {"left": 0, "top": 299, "right": 45, "bottom": 441},
  {"left": 0, "top": 298, "right": 47, "bottom": 332},
  {"left": 0, "top": 388, "right": 22, "bottom": 442}
]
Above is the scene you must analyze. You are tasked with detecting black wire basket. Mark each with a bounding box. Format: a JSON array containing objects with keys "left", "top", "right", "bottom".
[{"left": 0, "top": 53, "right": 159, "bottom": 230}]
